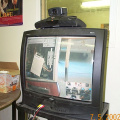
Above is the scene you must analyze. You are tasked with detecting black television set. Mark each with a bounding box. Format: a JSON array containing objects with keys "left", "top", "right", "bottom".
[{"left": 18, "top": 26, "right": 108, "bottom": 120}]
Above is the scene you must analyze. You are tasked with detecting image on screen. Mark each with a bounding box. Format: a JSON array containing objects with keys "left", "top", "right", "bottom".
[{"left": 25, "top": 37, "right": 95, "bottom": 101}]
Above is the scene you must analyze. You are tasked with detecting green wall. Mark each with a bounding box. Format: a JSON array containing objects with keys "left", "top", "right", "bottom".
[{"left": 68, "top": 10, "right": 109, "bottom": 28}]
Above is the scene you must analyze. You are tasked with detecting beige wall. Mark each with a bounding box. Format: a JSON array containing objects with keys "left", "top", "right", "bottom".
[
  {"left": 0, "top": 0, "right": 40, "bottom": 120},
  {"left": 0, "top": 0, "right": 40, "bottom": 67}
]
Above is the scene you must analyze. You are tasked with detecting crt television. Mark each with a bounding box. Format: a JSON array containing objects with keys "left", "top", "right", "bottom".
[{"left": 20, "top": 27, "right": 107, "bottom": 119}]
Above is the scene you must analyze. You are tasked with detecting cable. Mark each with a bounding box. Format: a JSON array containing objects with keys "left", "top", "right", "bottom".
[{"left": 32, "top": 104, "right": 45, "bottom": 120}]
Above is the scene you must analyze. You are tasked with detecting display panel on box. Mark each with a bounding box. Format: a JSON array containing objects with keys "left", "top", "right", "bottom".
[{"left": 25, "top": 36, "right": 95, "bottom": 102}]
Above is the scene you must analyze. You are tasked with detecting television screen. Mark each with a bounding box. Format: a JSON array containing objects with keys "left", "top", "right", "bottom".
[{"left": 25, "top": 36, "right": 95, "bottom": 102}]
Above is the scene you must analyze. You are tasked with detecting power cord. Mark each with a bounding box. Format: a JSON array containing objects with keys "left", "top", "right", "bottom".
[{"left": 28, "top": 104, "right": 45, "bottom": 120}]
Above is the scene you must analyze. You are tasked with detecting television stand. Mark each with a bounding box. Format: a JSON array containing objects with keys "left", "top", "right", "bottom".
[{"left": 17, "top": 102, "right": 109, "bottom": 120}]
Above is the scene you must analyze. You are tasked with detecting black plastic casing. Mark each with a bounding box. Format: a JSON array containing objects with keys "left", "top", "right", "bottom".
[
  {"left": 20, "top": 27, "right": 107, "bottom": 119},
  {"left": 48, "top": 7, "right": 67, "bottom": 17},
  {"left": 35, "top": 16, "right": 86, "bottom": 29}
]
